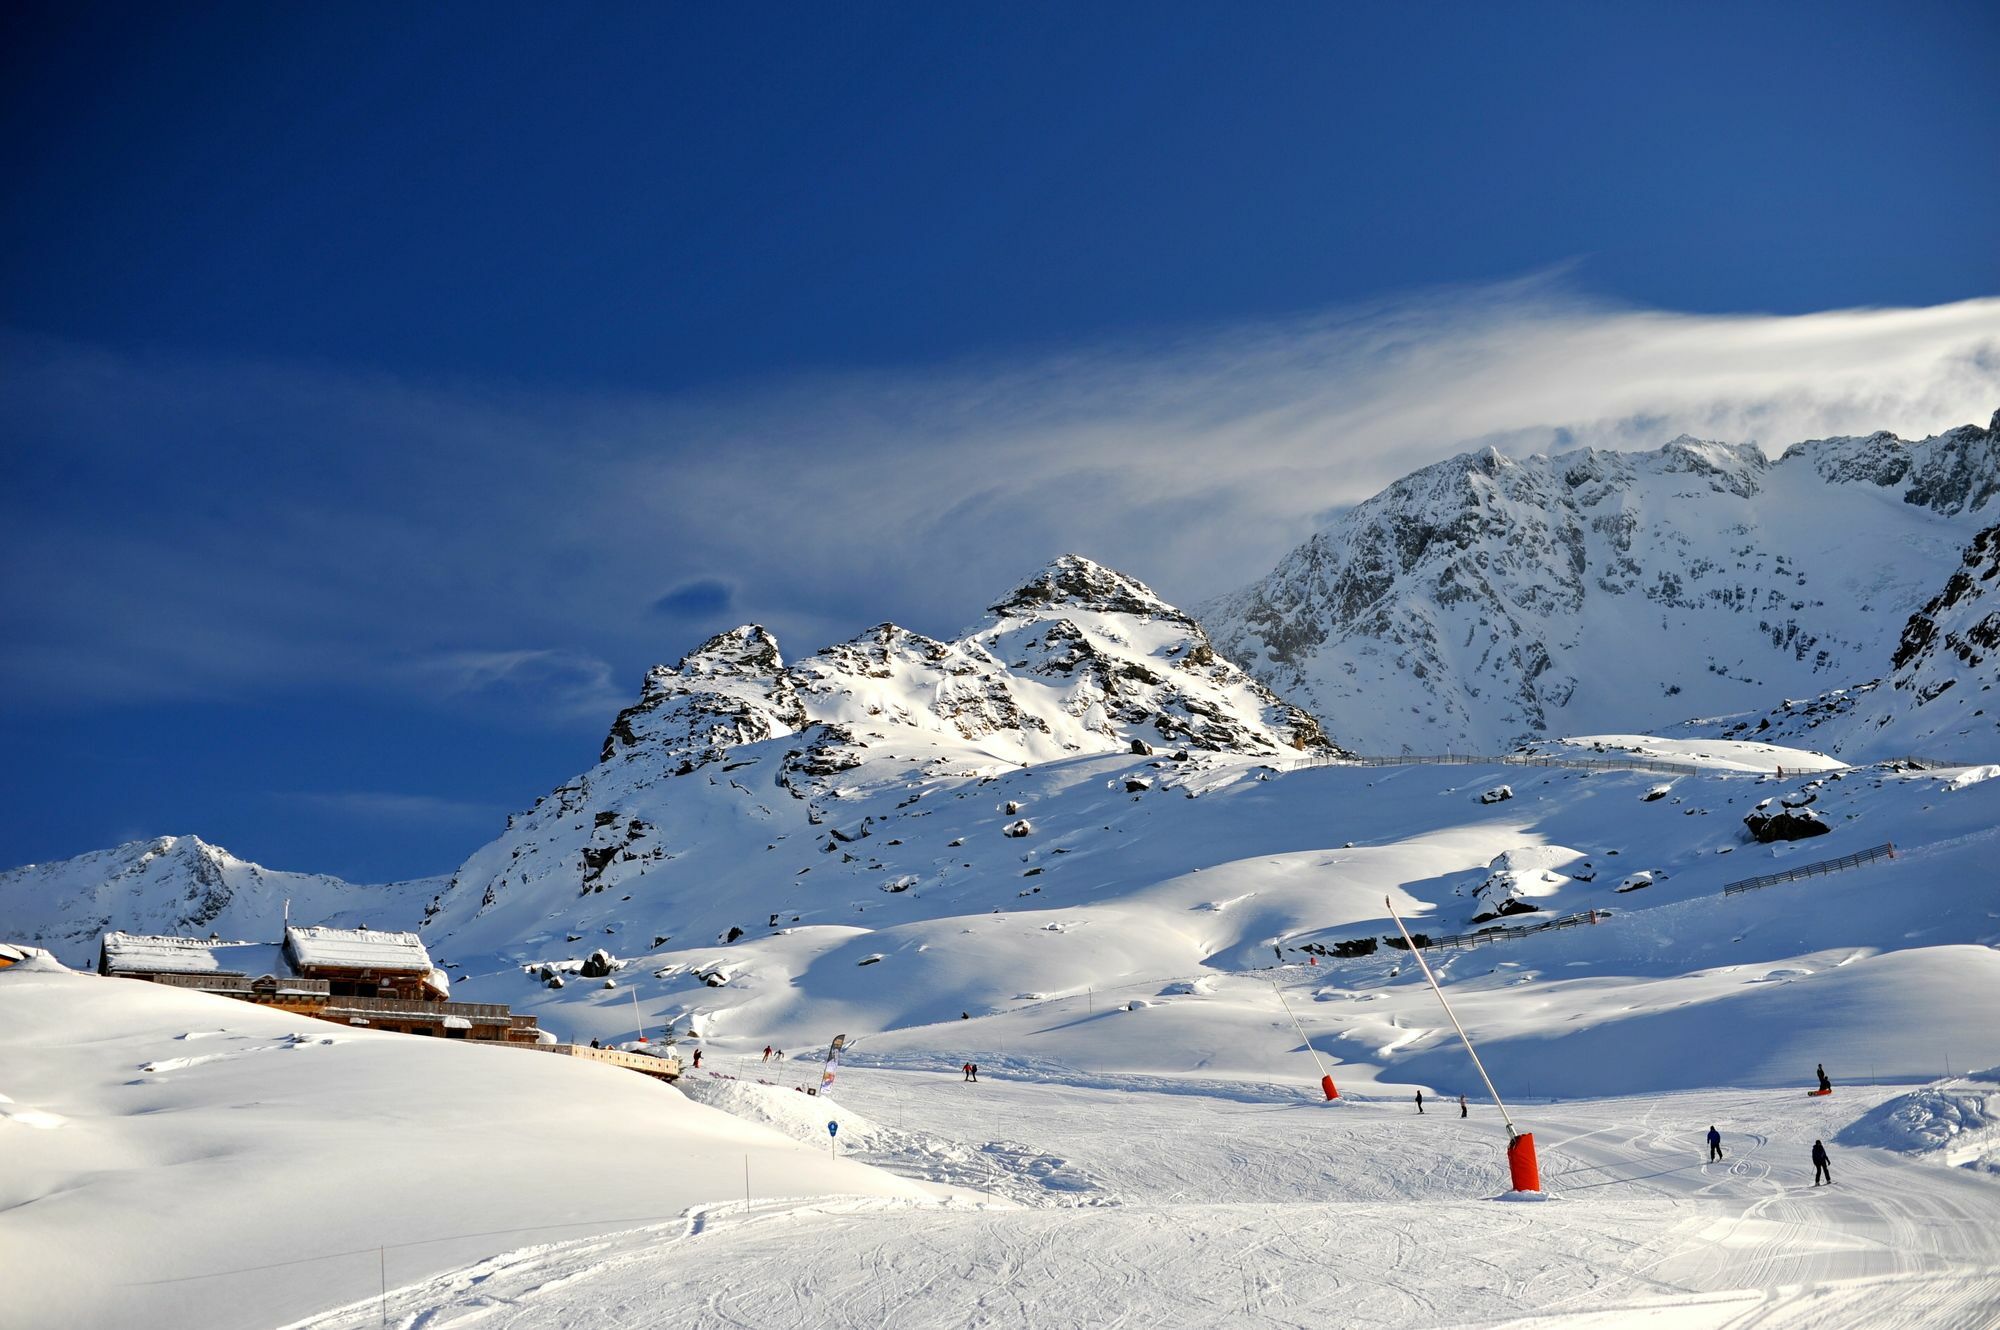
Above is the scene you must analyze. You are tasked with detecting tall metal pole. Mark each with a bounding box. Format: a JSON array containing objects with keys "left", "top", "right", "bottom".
[
  {"left": 1384, "top": 896, "right": 1516, "bottom": 1134},
  {"left": 1270, "top": 977, "right": 1330, "bottom": 1080}
]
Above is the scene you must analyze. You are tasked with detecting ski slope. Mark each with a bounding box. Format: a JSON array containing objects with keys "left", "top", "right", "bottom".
[
  {"left": 293, "top": 1068, "right": 2000, "bottom": 1330},
  {"left": 12, "top": 707, "right": 2000, "bottom": 1327},
  {"left": 0, "top": 957, "right": 941, "bottom": 1330}
]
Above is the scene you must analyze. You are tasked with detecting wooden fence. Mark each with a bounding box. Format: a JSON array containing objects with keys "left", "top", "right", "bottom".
[
  {"left": 1722, "top": 842, "right": 1896, "bottom": 896},
  {"left": 1408, "top": 908, "right": 1613, "bottom": 952}
]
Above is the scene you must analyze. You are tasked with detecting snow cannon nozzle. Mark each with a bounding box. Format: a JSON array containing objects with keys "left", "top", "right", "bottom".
[{"left": 1507, "top": 1131, "right": 1542, "bottom": 1194}]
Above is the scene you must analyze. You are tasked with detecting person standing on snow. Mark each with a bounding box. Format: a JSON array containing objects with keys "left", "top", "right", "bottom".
[
  {"left": 1707, "top": 1126, "right": 1722, "bottom": 1161},
  {"left": 1812, "top": 1139, "right": 1832, "bottom": 1186},
  {"left": 1459, "top": 1095, "right": 1468, "bottom": 1118},
  {"left": 962, "top": 1062, "right": 973, "bottom": 1082},
  {"left": 970, "top": 1063, "right": 979, "bottom": 1082},
  {"left": 692, "top": 1048, "right": 702, "bottom": 1068},
  {"left": 1415, "top": 1090, "right": 1425, "bottom": 1114}
]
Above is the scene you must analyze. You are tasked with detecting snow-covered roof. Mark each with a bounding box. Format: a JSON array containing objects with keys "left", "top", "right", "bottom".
[
  {"left": 101, "top": 934, "right": 296, "bottom": 978},
  {"left": 441, "top": 1015, "right": 472, "bottom": 1030},
  {"left": 102, "top": 932, "right": 246, "bottom": 975},
  {"left": 285, "top": 925, "right": 433, "bottom": 974}
]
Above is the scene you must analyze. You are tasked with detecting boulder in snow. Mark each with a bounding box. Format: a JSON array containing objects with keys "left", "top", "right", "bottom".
[
  {"left": 1478, "top": 785, "right": 1514, "bottom": 804},
  {"left": 1743, "top": 806, "right": 1832, "bottom": 843}
]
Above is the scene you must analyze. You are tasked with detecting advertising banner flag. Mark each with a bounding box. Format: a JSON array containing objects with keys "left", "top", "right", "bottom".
[{"left": 819, "top": 1032, "right": 847, "bottom": 1096}]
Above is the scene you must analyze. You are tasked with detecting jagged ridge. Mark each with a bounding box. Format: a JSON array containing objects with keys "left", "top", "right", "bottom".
[{"left": 1203, "top": 412, "right": 2000, "bottom": 753}]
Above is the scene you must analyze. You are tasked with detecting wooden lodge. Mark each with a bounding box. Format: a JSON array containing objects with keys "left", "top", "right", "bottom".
[{"left": 98, "top": 925, "right": 542, "bottom": 1044}]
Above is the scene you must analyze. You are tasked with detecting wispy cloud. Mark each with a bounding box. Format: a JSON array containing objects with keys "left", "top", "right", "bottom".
[
  {"left": 398, "top": 648, "right": 626, "bottom": 721},
  {"left": 4, "top": 281, "right": 1996, "bottom": 717}
]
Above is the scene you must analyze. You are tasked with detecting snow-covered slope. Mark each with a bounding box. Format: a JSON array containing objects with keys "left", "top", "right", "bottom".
[
  {"left": 422, "top": 555, "right": 1333, "bottom": 955},
  {"left": 0, "top": 954, "right": 941, "bottom": 1330},
  {"left": 1674, "top": 519, "right": 2000, "bottom": 761},
  {"left": 1202, "top": 412, "right": 2000, "bottom": 753},
  {"left": 429, "top": 736, "right": 2000, "bottom": 1093},
  {"left": 18, "top": 560, "right": 2000, "bottom": 1330},
  {"left": 0, "top": 834, "right": 437, "bottom": 965}
]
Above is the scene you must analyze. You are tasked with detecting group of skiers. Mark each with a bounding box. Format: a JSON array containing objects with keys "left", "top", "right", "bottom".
[
  {"left": 1702, "top": 1064, "right": 1839, "bottom": 1185},
  {"left": 1412, "top": 1090, "right": 1469, "bottom": 1117},
  {"left": 1707, "top": 1125, "right": 1834, "bottom": 1184},
  {"left": 962, "top": 1061, "right": 980, "bottom": 1082}
]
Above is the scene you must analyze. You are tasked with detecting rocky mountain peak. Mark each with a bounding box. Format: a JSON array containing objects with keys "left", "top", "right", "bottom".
[
  {"left": 989, "top": 554, "right": 1189, "bottom": 626},
  {"left": 1780, "top": 410, "right": 1999, "bottom": 517},
  {"left": 428, "top": 556, "right": 1340, "bottom": 939},
  {"left": 1682, "top": 517, "right": 2000, "bottom": 760},
  {"left": 601, "top": 624, "right": 804, "bottom": 767},
  {"left": 1889, "top": 521, "right": 2000, "bottom": 688},
  {"left": 665, "top": 625, "right": 785, "bottom": 686},
  {"left": 1205, "top": 413, "right": 2000, "bottom": 753}
]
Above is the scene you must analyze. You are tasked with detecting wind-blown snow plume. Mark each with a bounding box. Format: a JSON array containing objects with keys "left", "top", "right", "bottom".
[{"left": 3, "top": 288, "right": 1996, "bottom": 714}]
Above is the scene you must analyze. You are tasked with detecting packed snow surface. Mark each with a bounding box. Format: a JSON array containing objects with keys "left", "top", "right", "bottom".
[
  {"left": 0, "top": 958, "right": 939, "bottom": 1330},
  {"left": 293, "top": 1068, "right": 2000, "bottom": 1330}
]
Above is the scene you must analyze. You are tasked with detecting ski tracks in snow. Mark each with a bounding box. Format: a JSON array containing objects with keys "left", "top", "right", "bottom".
[{"left": 290, "top": 1078, "right": 2000, "bottom": 1330}]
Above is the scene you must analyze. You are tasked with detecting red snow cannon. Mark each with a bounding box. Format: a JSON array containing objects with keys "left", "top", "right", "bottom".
[
  {"left": 1320, "top": 1074, "right": 1340, "bottom": 1101},
  {"left": 1507, "top": 1131, "right": 1541, "bottom": 1193}
]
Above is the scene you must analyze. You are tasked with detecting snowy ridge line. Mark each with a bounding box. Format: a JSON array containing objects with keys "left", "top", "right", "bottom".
[
  {"left": 1721, "top": 843, "right": 1897, "bottom": 896},
  {"left": 1284, "top": 752, "right": 1718, "bottom": 777}
]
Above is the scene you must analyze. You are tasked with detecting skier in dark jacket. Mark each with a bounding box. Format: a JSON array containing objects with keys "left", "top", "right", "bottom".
[
  {"left": 1812, "top": 1139, "right": 1831, "bottom": 1186},
  {"left": 1459, "top": 1095, "right": 1468, "bottom": 1118},
  {"left": 1707, "top": 1126, "right": 1722, "bottom": 1161},
  {"left": 1816, "top": 1063, "right": 1832, "bottom": 1094},
  {"left": 1415, "top": 1089, "right": 1425, "bottom": 1114}
]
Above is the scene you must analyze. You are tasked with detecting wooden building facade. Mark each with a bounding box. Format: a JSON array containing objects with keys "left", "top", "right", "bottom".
[{"left": 99, "top": 926, "right": 541, "bottom": 1043}]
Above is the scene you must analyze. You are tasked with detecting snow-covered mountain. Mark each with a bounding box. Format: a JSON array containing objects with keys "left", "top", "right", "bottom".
[
  {"left": 0, "top": 834, "right": 438, "bottom": 965},
  {"left": 423, "top": 555, "right": 1334, "bottom": 953},
  {"left": 1202, "top": 412, "right": 2000, "bottom": 754},
  {"left": 599, "top": 556, "right": 1331, "bottom": 775},
  {"left": 17, "top": 553, "right": 2000, "bottom": 1330},
  {"left": 1680, "top": 518, "right": 2000, "bottom": 759}
]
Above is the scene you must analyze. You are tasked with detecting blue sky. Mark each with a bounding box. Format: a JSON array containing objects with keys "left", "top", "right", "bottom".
[{"left": 4, "top": 2, "right": 1998, "bottom": 882}]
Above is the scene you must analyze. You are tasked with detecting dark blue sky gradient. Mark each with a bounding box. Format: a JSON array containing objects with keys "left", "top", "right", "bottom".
[{"left": 3, "top": 2, "right": 1997, "bottom": 880}]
